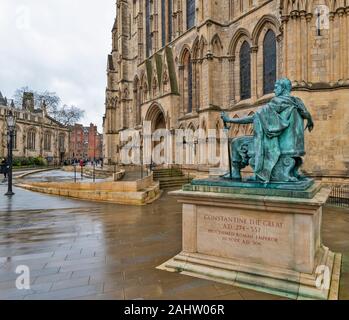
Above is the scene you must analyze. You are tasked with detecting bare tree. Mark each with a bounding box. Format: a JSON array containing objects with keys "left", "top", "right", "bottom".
[
  {"left": 13, "top": 87, "right": 60, "bottom": 113},
  {"left": 54, "top": 105, "right": 85, "bottom": 126},
  {"left": 13, "top": 87, "right": 84, "bottom": 126}
]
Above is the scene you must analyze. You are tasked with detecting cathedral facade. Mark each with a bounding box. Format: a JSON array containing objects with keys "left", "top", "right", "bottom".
[{"left": 103, "top": 0, "right": 349, "bottom": 179}]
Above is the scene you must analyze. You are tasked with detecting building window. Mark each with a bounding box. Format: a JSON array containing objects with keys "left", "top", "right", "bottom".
[
  {"left": 168, "top": 0, "right": 172, "bottom": 42},
  {"left": 162, "top": 0, "right": 173, "bottom": 47},
  {"left": 161, "top": 0, "right": 166, "bottom": 47},
  {"left": 59, "top": 134, "right": 65, "bottom": 151},
  {"left": 44, "top": 132, "right": 51, "bottom": 151},
  {"left": 146, "top": 0, "right": 152, "bottom": 57},
  {"left": 12, "top": 129, "right": 17, "bottom": 150},
  {"left": 183, "top": 50, "right": 193, "bottom": 114},
  {"left": 187, "top": 0, "right": 195, "bottom": 29},
  {"left": 263, "top": 29, "right": 277, "bottom": 95},
  {"left": 27, "top": 130, "right": 36, "bottom": 150},
  {"left": 240, "top": 41, "right": 251, "bottom": 100},
  {"left": 188, "top": 56, "right": 193, "bottom": 113}
]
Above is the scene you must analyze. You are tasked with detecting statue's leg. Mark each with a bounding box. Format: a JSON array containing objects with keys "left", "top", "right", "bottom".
[
  {"left": 293, "top": 157, "right": 306, "bottom": 180},
  {"left": 230, "top": 137, "right": 252, "bottom": 180},
  {"left": 222, "top": 144, "right": 242, "bottom": 179}
]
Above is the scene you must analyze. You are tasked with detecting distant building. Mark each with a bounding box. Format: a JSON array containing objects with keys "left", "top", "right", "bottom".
[
  {"left": 0, "top": 91, "right": 70, "bottom": 164},
  {"left": 69, "top": 124, "right": 85, "bottom": 159},
  {"left": 70, "top": 123, "right": 103, "bottom": 161}
]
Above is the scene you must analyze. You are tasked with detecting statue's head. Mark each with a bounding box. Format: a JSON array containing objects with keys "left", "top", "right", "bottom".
[{"left": 274, "top": 78, "right": 292, "bottom": 97}]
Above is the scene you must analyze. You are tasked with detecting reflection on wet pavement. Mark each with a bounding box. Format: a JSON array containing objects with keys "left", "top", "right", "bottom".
[
  {"left": 0, "top": 184, "right": 93, "bottom": 212},
  {"left": 21, "top": 170, "right": 105, "bottom": 183},
  {"left": 0, "top": 181, "right": 348, "bottom": 300}
]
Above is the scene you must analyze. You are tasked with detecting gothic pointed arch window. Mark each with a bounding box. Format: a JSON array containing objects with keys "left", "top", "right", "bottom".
[
  {"left": 146, "top": 0, "right": 152, "bottom": 57},
  {"left": 188, "top": 55, "right": 193, "bottom": 113},
  {"left": 13, "top": 127, "right": 19, "bottom": 150},
  {"left": 182, "top": 50, "right": 193, "bottom": 114},
  {"left": 187, "top": 0, "right": 195, "bottom": 29},
  {"left": 44, "top": 131, "right": 52, "bottom": 151},
  {"left": 168, "top": 0, "right": 173, "bottom": 42},
  {"left": 263, "top": 29, "right": 277, "bottom": 95},
  {"left": 240, "top": 41, "right": 251, "bottom": 100},
  {"left": 27, "top": 129, "right": 36, "bottom": 150},
  {"left": 162, "top": 0, "right": 173, "bottom": 46},
  {"left": 59, "top": 133, "right": 65, "bottom": 152},
  {"left": 161, "top": 0, "right": 166, "bottom": 47}
]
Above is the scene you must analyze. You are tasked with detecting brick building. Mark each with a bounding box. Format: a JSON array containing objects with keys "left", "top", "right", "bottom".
[
  {"left": 70, "top": 123, "right": 103, "bottom": 161},
  {"left": 103, "top": 0, "right": 349, "bottom": 180}
]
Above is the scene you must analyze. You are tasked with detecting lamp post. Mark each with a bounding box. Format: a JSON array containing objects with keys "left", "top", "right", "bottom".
[
  {"left": 93, "top": 130, "right": 96, "bottom": 183},
  {"left": 5, "top": 110, "right": 16, "bottom": 196},
  {"left": 139, "top": 132, "right": 144, "bottom": 179}
]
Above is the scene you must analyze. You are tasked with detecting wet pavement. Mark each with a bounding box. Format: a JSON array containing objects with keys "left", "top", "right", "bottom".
[
  {"left": 0, "top": 181, "right": 348, "bottom": 300},
  {"left": 21, "top": 170, "right": 105, "bottom": 183}
]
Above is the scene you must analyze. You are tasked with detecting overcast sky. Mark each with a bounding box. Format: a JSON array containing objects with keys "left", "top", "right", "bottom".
[{"left": 0, "top": 0, "right": 115, "bottom": 131}]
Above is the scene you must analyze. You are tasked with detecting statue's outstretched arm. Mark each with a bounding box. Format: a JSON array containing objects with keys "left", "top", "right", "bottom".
[
  {"left": 294, "top": 99, "right": 314, "bottom": 132},
  {"left": 221, "top": 112, "right": 254, "bottom": 125}
]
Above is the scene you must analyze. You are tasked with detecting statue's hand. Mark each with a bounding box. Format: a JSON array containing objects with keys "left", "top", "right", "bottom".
[
  {"left": 221, "top": 112, "right": 230, "bottom": 123},
  {"left": 307, "top": 119, "right": 314, "bottom": 132}
]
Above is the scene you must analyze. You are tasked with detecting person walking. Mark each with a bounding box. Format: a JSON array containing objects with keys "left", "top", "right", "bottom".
[{"left": 1, "top": 158, "right": 9, "bottom": 182}]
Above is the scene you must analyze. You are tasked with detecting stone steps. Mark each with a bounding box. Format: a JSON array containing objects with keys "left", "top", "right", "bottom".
[
  {"left": 152, "top": 168, "right": 191, "bottom": 189},
  {"left": 156, "top": 176, "right": 193, "bottom": 189}
]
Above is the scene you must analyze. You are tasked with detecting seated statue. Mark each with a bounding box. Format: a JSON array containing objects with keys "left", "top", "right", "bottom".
[{"left": 221, "top": 78, "right": 314, "bottom": 184}]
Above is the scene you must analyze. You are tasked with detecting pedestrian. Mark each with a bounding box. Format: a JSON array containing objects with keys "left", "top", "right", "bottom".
[{"left": 1, "top": 158, "right": 9, "bottom": 182}]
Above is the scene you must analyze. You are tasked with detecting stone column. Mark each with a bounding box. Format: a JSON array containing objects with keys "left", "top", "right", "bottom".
[
  {"left": 281, "top": 16, "right": 289, "bottom": 78},
  {"left": 290, "top": 12, "right": 298, "bottom": 80},
  {"left": 306, "top": 13, "right": 313, "bottom": 84},
  {"left": 300, "top": 11, "right": 307, "bottom": 82},
  {"left": 251, "top": 46, "right": 258, "bottom": 101},
  {"left": 199, "top": 61, "right": 203, "bottom": 109},
  {"left": 346, "top": 8, "right": 349, "bottom": 81},
  {"left": 206, "top": 21, "right": 213, "bottom": 107},
  {"left": 329, "top": 12, "right": 335, "bottom": 84},
  {"left": 177, "top": 0, "right": 183, "bottom": 36},
  {"left": 206, "top": 52, "right": 214, "bottom": 108},
  {"left": 295, "top": 12, "right": 301, "bottom": 82},
  {"left": 228, "top": 56, "right": 235, "bottom": 106},
  {"left": 179, "top": 65, "right": 185, "bottom": 117},
  {"left": 339, "top": 9, "right": 345, "bottom": 81}
]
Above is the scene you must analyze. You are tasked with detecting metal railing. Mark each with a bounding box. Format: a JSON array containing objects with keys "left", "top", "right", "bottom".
[{"left": 328, "top": 185, "right": 349, "bottom": 208}]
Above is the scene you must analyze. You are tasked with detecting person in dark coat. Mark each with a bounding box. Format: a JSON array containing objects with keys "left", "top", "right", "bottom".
[{"left": 1, "top": 158, "right": 9, "bottom": 181}]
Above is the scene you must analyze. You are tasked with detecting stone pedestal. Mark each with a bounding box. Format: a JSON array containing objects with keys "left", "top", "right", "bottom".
[{"left": 159, "top": 187, "right": 341, "bottom": 300}]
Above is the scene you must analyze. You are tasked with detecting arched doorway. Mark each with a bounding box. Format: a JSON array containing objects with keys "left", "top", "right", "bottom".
[
  {"left": 145, "top": 103, "right": 167, "bottom": 132},
  {"left": 145, "top": 103, "right": 167, "bottom": 166}
]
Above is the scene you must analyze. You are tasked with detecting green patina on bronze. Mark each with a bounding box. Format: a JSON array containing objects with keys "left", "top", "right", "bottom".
[{"left": 191, "top": 78, "right": 316, "bottom": 196}]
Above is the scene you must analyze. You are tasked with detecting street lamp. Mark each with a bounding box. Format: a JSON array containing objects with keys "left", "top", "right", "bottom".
[
  {"left": 5, "top": 110, "right": 16, "bottom": 196},
  {"left": 93, "top": 130, "right": 96, "bottom": 183}
]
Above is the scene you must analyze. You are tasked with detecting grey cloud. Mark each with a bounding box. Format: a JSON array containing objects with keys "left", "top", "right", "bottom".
[{"left": 0, "top": 0, "right": 115, "bottom": 131}]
